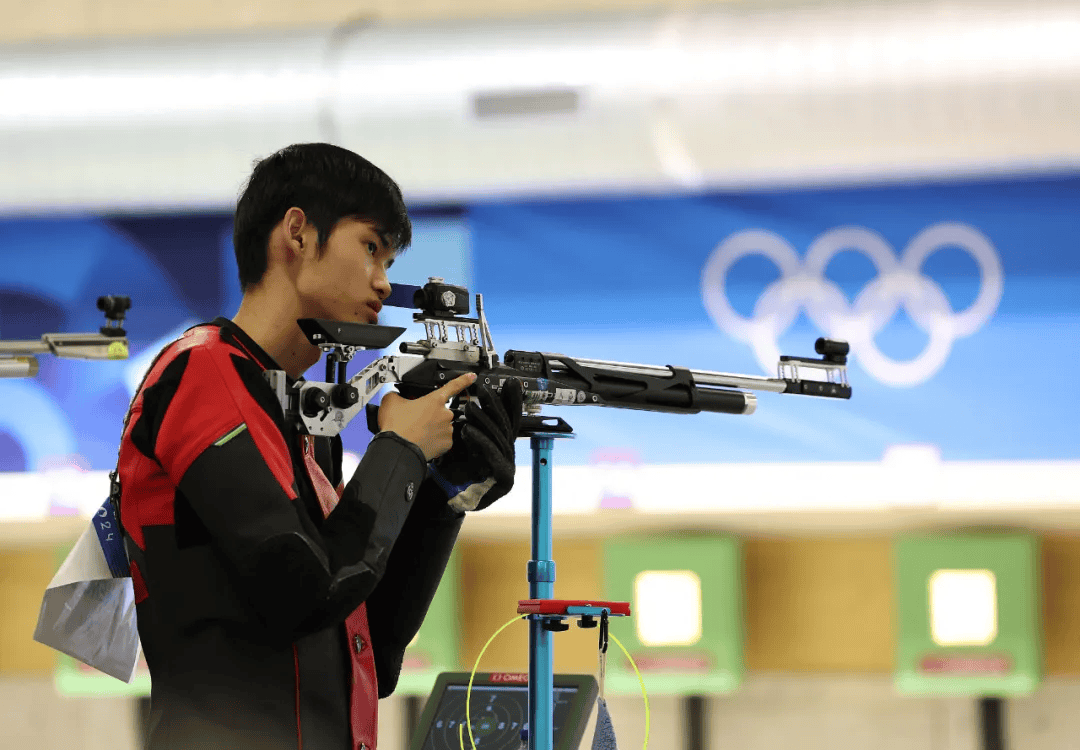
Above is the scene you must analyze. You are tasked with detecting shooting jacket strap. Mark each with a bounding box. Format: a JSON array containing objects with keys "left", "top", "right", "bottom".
[
  {"left": 300, "top": 433, "right": 379, "bottom": 750},
  {"left": 300, "top": 435, "right": 340, "bottom": 518}
]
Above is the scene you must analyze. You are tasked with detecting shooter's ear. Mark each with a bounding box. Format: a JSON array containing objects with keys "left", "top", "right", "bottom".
[{"left": 282, "top": 207, "right": 308, "bottom": 256}]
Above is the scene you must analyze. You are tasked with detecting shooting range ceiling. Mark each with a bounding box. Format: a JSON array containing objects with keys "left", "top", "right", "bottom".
[{"left": 0, "top": 0, "right": 1077, "bottom": 212}]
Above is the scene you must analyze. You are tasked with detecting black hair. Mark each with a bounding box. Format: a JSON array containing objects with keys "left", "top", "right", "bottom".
[{"left": 233, "top": 143, "right": 412, "bottom": 292}]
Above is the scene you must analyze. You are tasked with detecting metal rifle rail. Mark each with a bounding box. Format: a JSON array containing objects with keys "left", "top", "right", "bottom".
[{"left": 547, "top": 350, "right": 851, "bottom": 400}]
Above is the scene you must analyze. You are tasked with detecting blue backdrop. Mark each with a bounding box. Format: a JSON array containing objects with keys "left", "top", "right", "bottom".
[
  {"left": 469, "top": 175, "right": 1080, "bottom": 464},
  {"left": 1, "top": 174, "right": 1076, "bottom": 473}
]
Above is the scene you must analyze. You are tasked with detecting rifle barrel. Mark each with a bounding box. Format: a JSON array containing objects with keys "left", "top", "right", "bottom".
[
  {"left": 535, "top": 354, "right": 756, "bottom": 416},
  {"left": 552, "top": 355, "right": 788, "bottom": 394}
]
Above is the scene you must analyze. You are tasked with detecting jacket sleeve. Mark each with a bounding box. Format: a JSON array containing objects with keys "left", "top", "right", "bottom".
[
  {"left": 148, "top": 344, "right": 428, "bottom": 645},
  {"left": 364, "top": 478, "right": 464, "bottom": 697}
]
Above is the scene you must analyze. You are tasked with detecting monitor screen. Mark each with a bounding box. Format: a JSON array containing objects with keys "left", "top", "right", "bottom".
[{"left": 412, "top": 674, "right": 597, "bottom": 750}]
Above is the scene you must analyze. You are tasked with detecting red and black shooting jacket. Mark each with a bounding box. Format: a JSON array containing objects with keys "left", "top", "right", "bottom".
[{"left": 117, "top": 317, "right": 463, "bottom": 750}]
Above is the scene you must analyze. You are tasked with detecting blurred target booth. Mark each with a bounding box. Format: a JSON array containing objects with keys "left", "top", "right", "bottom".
[{"left": 2, "top": 0, "right": 1080, "bottom": 749}]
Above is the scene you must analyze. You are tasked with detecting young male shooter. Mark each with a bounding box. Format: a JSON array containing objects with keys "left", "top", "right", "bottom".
[{"left": 116, "top": 143, "right": 520, "bottom": 749}]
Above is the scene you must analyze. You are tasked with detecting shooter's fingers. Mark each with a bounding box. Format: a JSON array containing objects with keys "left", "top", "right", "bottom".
[{"left": 430, "top": 372, "right": 477, "bottom": 403}]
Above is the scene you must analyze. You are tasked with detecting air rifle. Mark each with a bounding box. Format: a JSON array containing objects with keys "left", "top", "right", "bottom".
[
  {"left": 264, "top": 278, "right": 850, "bottom": 439},
  {"left": 0, "top": 295, "right": 131, "bottom": 378}
]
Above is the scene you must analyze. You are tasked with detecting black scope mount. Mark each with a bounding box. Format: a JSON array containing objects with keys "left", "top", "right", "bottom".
[{"left": 411, "top": 279, "right": 470, "bottom": 318}]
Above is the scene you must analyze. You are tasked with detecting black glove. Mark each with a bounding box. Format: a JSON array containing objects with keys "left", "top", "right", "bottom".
[{"left": 431, "top": 379, "right": 522, "bottom": 511}]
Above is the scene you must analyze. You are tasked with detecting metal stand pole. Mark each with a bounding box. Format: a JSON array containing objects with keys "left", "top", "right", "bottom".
[
  {"left": 684, "top": 695, "right": 708, "bottom": 750},
  {"left": 404, "top": 695, "right": 424, "bottom": 748},
  {"left": 529, "top": 434, "right": 558, "bottom": 750},
  {"left": 979, "top": 697, "right": 1007, "bottom": 750}
]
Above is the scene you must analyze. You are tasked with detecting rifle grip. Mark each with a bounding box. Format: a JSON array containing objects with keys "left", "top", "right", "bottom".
[
  {"left": 397, "top": 382, "right": 436, "bottom": 400},
  {"left": 366, "top": 403, "right": 381, "bottom": 435}
]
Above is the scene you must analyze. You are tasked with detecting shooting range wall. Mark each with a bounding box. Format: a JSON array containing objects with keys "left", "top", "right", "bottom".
[
  {"left": 2, "top": 1, "right": 1078, "bottom": 211},
  {"left": 8, "top": 533, "right": 1080, "bottom": 677},
  {"left": 8, "top": 534, "right": 1080, "bottom": 749}
]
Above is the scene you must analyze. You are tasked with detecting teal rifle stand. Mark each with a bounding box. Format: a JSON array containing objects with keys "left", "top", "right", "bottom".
[{"left": 516, "top": 426, "right": 630, "bottom": 750}]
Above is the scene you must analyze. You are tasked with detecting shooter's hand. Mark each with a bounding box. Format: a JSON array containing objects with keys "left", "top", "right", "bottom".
[
  {"left": 432, "top": 380, "right": 523, "bottom": 512},
  {"left": 378, "top": 373, "right": 477, "bottom": 461}
]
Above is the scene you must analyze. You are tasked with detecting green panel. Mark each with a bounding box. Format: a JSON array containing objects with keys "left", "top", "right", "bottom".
[
  {"left": 603, "top": 534, "right": 743, "bottom": 695},
  {"left": 894, "top": 532, "right": 1041, "bottom": 696},
  {"left": 55, "top": 651, "right": 151, "bottom": 697},
  {"left": 395, "top": 550, "right": 462, "bottom": 695}
]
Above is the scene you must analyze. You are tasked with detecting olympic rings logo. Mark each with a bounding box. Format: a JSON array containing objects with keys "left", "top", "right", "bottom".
[{"left": 701, "top": 223, "right": 1003, "bottom": 387}]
